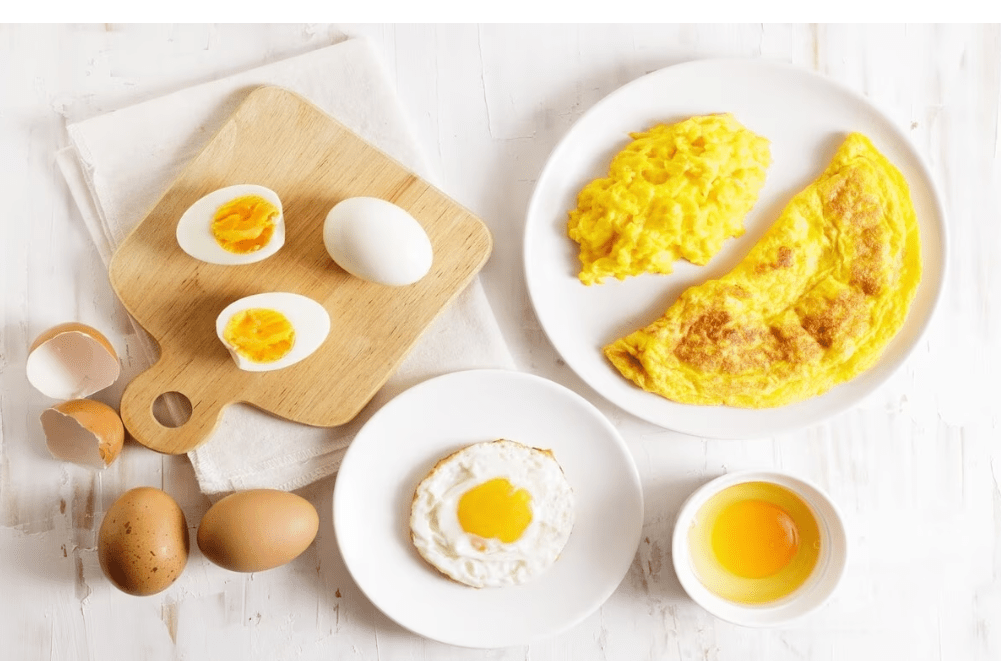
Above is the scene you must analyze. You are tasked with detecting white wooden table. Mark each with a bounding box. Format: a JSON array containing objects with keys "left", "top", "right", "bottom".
[{"left": 1, "top": 24, "right": 998, "bottom": 660}]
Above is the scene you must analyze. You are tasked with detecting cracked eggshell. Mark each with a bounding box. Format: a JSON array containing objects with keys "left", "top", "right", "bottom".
[
  {"left": 176, "top": 184, "right": 284, "bottom": 265},
  {"left": 98, "top": 487, "right": 189, "bottom": 596},
  {"left": 26, "top": 322, "right": 121, "bottom": 400},
  {"left": 323, "top": 197, "right": 433, "bottom": 286},
  {"left": 40, "top": 399, "right": 125, "bottom": 469}
]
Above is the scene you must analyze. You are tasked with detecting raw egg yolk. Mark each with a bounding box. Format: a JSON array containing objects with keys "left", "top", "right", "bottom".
[
  {"left": 211, "top": 195, "right": 278, "bottom": 254},
  {"left": 711, "top": 499, "right": 799, "bottom": 579},
  {"left": 223, "top": 308, "right": 295, "bottom": 363},
  {"left": 457, "top": 478, "right": 533, "bottom": 544}
]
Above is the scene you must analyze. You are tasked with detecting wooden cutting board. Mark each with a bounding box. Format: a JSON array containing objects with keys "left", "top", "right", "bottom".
[{"left": 109, "top": 86, "right": 492, "bottom": 455}]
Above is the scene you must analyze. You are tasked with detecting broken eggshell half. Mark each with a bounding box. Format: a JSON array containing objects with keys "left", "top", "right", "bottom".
[
  {"left": 26, "top": 322, "right": 121, "bottom": 400},
  {"left": 40, "top": 399, "right": 125, "bottom": 468}
]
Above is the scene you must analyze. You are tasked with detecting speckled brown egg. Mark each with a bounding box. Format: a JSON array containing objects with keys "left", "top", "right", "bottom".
[
  {"left": 196, "top": 489, "right": 318, "bottom": 573},
  {"left": 98, "top": 487, "right": 189, "bottom": 596}
]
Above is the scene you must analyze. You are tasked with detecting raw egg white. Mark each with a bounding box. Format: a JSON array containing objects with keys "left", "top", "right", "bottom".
[
  {"left": 410, "top": 439, "right": 575, "bottom": 588},
  {"left": 323, "top": 197, "right": 433, "bottom": 286},
  {"left": 215, "top": 292, "right": 330, "bottom": 372},
  {"left": 687, "top": 481, "right": 821, "bottom": 604},
  {"left": 176, "top": 184, "right": 284, "bottom": 265}
]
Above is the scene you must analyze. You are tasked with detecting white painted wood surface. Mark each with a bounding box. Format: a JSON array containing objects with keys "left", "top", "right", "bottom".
[{"left": 1, "top": 23, "right": 998, "bottom": 660}]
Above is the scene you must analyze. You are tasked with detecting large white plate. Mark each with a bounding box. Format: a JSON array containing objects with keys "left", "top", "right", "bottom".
[
  {"left": 524, "top": 58, "right": 947, "bottom": 438},
  {"left": 332, "top": 369, "right": 644, "bottom": 649}
]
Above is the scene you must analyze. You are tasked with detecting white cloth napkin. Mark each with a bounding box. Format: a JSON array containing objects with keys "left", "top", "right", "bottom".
[{"left": 56, "top": 38, "right": 514, "bottom": 495}]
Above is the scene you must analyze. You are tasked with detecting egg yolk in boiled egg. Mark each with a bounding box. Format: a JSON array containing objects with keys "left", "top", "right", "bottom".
[
  {"left": 211, "top": 195, "right": 279, "bottom": 254},
  {"left": 222, "top": 308, "right": 295, "bottom": 363},
  {"left": 457, "top": 478, "right": 533, "bottom": 546},
  {"left": 688, "top": 481, "right": 820, "bottom": 604}
]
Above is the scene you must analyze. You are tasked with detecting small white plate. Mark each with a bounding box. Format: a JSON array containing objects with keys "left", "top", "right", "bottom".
[
  {"left": 332, "top": 369, "right": 644, "bottom": 649},
  {"left": 524, "top": 58, "right": 947, "bottom": 438}
]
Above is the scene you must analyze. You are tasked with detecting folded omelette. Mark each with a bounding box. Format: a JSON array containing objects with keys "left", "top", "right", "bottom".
[{"left": 604, "top": 132, "right": 922, "bottom": 408}]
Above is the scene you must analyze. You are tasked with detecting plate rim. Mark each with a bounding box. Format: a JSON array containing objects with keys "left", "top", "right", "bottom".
[
  {"left": 331, "top": 367, "right": 645, "bottom": 648},
  {"left": 523, "top": 56, "right": 949, "bottom": 438}
]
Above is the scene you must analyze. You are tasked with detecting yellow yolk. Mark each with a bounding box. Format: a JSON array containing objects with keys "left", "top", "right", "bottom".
[
  {"left": 457, "top": 478, "right": 533, "bottom": 544},
  {"left": 223, "top": 308, "right": 295, "bottom": 363},
  {"left": 711, "top": 500, "right": 799, "bottom": 578},
  {"left": 211, "top": 195, "right": 279, "bottom": 254}
]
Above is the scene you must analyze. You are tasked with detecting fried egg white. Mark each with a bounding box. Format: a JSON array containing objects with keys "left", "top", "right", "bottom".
[{"left": 409, "top": 439, "right": 575, "bottom": 588}]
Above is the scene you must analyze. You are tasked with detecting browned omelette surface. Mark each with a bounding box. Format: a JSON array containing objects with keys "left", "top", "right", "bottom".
[{"left": 604, "top": 132, "right": 922, "bottom": 408}]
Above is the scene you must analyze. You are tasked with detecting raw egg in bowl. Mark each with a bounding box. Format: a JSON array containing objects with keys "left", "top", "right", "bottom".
[{"left": 671, "top": 470, "right": 847, "bottom": 627}]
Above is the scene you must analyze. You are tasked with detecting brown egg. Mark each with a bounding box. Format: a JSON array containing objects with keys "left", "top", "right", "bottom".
[
  {"left": 98, "top": 487, "right": 189, "bottom": 596},
  {"left": 40, "top": 399, "right": 125, "bottom": 468},
  {"left": 197, "top": 489, "right": 319, "bottom": 572}
]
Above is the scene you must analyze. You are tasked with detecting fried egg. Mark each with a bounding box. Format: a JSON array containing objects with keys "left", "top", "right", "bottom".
[
  {"left": 568, "top": 113, "right": 771, "bottom": 285},
  {"left": 604, "top": 132, "right": 922, "bottom": 407},
  {"left": 409, "top": 439, "right": 575, "bottom": 588}
]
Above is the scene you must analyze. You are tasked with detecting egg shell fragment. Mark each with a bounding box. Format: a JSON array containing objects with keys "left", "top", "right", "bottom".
[
  {"left": 196, "top": 489, "right": 319, "bottom": 573},
  {"left": 323, "top": 197, "right": 434, "bottom": 286},
  {"left": 176, "top": 184, "right": 285, "bottom": 265},
  {"left": 98, "top": 487, "right": 189, "bottom": 596},
  {"left": 40, "top": 399, "right": 125, "bottom": 469},
  {"left": 215, "top": 292, "right": 331, "bottom": 372},
  {"left": 26, "top": 322, "right": 120, "bottom": 400}
]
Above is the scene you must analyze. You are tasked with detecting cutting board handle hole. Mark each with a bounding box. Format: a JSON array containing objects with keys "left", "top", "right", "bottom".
[{"left": 151, "top": 391, "right": 193, "bottom": 428}]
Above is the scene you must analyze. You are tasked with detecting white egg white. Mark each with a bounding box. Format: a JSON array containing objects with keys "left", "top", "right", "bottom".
[
  {"left": 323, "top": 197, "right": 433, "bottom": 286},
  {"left": 215, "top": 292, "right": 330, "bottom": 372},
  {"left": 176, "top": 184, "right": 285, "bottom": 265},
  {"left": 410, "top": 439, "right": 575, "bottom": 588}
]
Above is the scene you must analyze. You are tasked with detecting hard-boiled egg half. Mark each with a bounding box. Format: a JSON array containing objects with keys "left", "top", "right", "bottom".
[
  {"left": 215, "top": 292, "right": 330, "bottom": 372},
  {"left": 177, "top": 184, "right": 284, "bottom": 265},
  {"left": 323, "top": 197, "right": 433, "bottom": 286}
]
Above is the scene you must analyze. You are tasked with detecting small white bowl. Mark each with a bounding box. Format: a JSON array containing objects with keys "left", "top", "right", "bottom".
[{"left": 671, "top": 470, "right": 848, "bottom": 627}]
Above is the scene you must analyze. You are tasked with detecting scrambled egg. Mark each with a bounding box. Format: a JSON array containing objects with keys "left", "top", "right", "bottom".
[
  {"left": 604, "top": 133, "right": 922, "bottom": 408},
  {"left": 568, "top": 114, "right": 771, "bottom": 285}
]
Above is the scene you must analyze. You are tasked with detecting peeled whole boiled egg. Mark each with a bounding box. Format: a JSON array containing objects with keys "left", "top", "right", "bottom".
[
  {"left": 26, "top": 322, "right": 121, "bottom": 400},
  {"left": 215, "top": 292, "right": 330, "bottom": 372},
  {"left": 176, "top": 184, "right": 284, "bottom": 265},
  {"left": 409, "top": 439, "right": 575, "bottom": 588},
  {"left": 40, "top": 399, "right": 125, "bottom": 469},
  {"left": 323, "top": 197, "right": 433, "bottom": 286}
]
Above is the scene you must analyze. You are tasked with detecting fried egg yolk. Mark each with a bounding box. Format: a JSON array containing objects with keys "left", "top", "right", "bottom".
[
  {"left": 457, "top": 478, "right": 533, "bottom": 545},
  {"left": 222, "top": 308, "right": 295, "bottom": 363},
  {"left": 211, "top": 195, "right": 279, "bottom": 254},
  {"left": 711, "top": 500, "right": 799, "bottom": 579}
]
